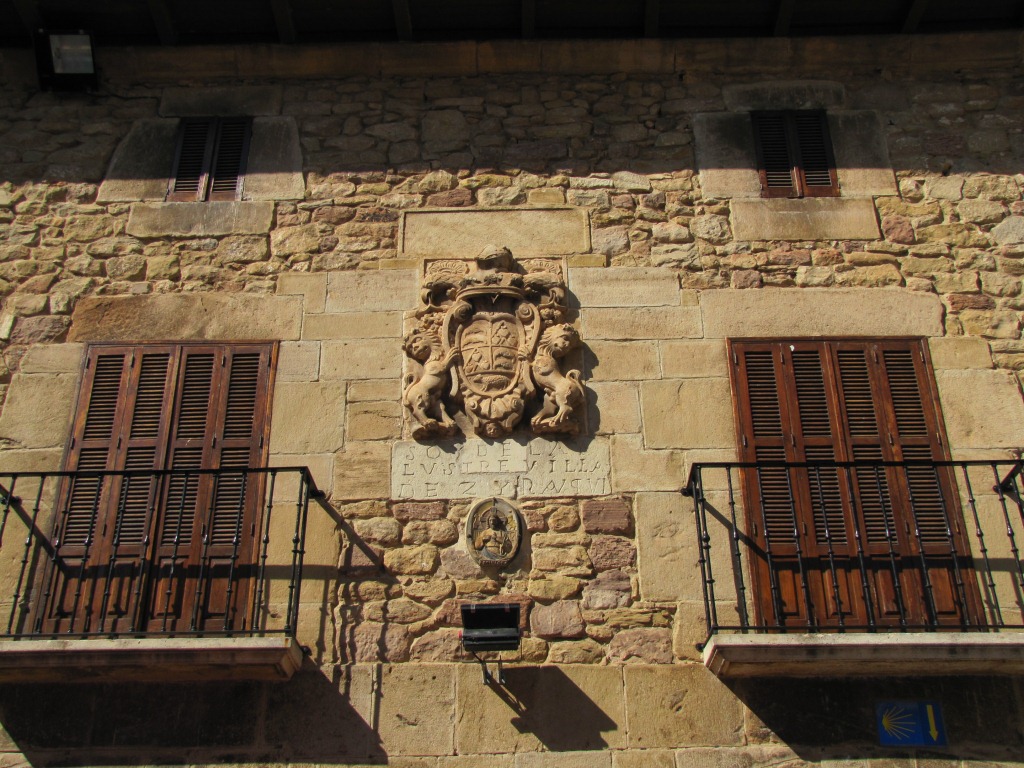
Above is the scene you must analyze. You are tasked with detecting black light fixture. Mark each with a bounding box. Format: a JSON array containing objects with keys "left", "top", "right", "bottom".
[
  {"left": 34, "top": 30, "right": 97, "bottom": 91},
  {"left": 460, "top": 603, "right": 521, "bottom": 685}
]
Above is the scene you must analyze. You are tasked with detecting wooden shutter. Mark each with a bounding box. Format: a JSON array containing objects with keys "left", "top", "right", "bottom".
[
  {"left": 752, "top": 111, "right": 839, "bottom": 199},
  {"left": 167, "top": 118, "right": 251, "bottom": 202}
]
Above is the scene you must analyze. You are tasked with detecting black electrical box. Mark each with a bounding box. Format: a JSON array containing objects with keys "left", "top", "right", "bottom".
[{"left": 460, "top": 603, "right": 521, "bottom": 652}]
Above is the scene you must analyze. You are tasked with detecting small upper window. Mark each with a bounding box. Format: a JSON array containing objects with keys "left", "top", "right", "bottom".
[
  {"left": 167, "top": 117, "right": 252, "bottom": 202},
  {"left": 751, "top": 111, "right": 839, "bottom": 199}
]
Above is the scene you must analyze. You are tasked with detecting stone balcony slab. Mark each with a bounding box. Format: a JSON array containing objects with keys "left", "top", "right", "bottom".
[
  {"left": 703, "top": 632, "right": 1024, "bottom": 678},
  {"left": 0, "top": 636, "right": 303, "bottom": 683}
]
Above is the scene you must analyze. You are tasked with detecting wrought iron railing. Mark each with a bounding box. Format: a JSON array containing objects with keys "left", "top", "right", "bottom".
[
  {"left": 684, "top": 459, "right": 1024, "bottom": 643},
  {"left": 0, "top": 467, "right": 320, "bottom": 640}
]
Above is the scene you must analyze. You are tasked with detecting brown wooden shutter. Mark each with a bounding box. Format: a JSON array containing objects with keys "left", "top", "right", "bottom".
[
  {"left": 167, "top": 118, "right": 251, "bottom": 202},
  {"left": 752, "top": 111, "right": 839, "bottom": 199}
]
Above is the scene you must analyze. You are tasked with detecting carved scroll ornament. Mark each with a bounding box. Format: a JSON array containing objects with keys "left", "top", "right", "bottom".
[{"left": 402, "top": 245, "right": 586, "bottom": 439}]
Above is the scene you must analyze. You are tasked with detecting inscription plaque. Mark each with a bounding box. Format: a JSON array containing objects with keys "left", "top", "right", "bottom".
[{"left": 391, "top": 437, "right": 611, "bottom": 500}]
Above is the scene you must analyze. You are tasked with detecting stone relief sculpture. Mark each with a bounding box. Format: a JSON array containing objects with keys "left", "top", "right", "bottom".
[{"left": 401, "top": 245, "right": 586, "bottom": 439}]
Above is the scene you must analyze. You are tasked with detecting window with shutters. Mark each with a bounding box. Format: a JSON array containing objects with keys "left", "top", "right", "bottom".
[
  {"left": 730, "top": 339, "right": 982, "bottom": 630},
  {"left": 39, "top": 342, "right": 276, "bottom": 635},
  {"left": 751, "top": 111, "right": 840, "bottom": 199},
  {"left": 167, "top": 117, "right": 252, "bottom": 202}
]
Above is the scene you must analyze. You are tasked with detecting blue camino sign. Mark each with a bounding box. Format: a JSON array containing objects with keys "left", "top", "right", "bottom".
[{"left": 876, "top": 701, "right": 947, "bottom": 747}]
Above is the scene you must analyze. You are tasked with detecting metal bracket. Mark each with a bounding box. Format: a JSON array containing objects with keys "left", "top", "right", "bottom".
[
  {"left": 995, "top": 460, "right": 1023, "bottom": 494},
  {"left": 470, "top": 652, "right": 505, "bottom": 685}
]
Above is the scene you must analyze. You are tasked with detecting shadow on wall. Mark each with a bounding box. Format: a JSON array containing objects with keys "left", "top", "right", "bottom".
[{"left": 728, "top": 674, "right": 1024, "bottom": 763}]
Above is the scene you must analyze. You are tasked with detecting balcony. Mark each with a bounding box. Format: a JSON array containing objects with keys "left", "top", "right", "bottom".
[
  {"left": 684, "top": 458, "right": 1024, "bottom": 678},
  {"left": 0, "top": 466, "right": 320, "bottom": 683}
]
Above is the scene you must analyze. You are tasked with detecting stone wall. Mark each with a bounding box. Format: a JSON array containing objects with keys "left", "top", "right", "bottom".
[{"left": 1, "top": 31, "right": 1024, "bottom": 768}]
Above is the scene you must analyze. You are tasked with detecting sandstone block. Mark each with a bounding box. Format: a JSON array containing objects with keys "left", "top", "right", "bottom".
[
  {"left": 583, "top": 306, "right": 701, "bottom": 340},
  {"left": 517, "top": 752, "right": 612, "bottom": 768},
  {"left": 635, "top": 492, "right": 702, "bottom": 603},
  {"left": 992, "top": 216, "right": 1024, "bottom": 245},
  {"left": 701, "top": 289, "right": 943, "bottom": 338},
  {"left": 530, "top": 601, "right": 585, "bottom": 638},
  {"left": 160, "top": 85, "right": 283, "bottom": 116},
  {"left": 325, "top": 270, "right": 418, "bottom": 312},
  {"left": 349, "top": 379, "right": 402, "bottom": 402},
  {"left": 580, "top": 498, "right": 632, "bottom": 534},
  {"left": 582, "top": 569, "right": 632, "bottom": 610},
  {"left": 609, "top": 435, "right": 685, "bottom": 493},
  {"left": 531, "top": 545, "right": 593, "bottom": 576},
  {"left": 348, "top": 622, "right": 411, "bottom": 664},
  {"left": 528, "top": 575, "right": 584, "bottom": 602},
  {"left": 97, "top": 119, "right": 179, "bottom": 202},
  {"left": 393, "top": 501, "right": 447, "bottom": 522},
  {"left": 303, "top": 311, "right": 402, "bottom": 340},
  {"left": 384, "top": 544, "right": 440, "bottom": 576},
  {"left": 585, "top": 341, "right": 660, "bottom": 381},
  {"left": 731, "top": 198, "right": 881, "bottom": 241},
  {"left": 587, "top": 381, "right": 641, "bottom": 435},
  {"left": 347, "top": 400, "right": 402, "bottom": 441},
  {"left": 692, "top": 113, "right": 762, "bottom": 199},
  {"left": 243, "top": 116, "right": 305, "bottom": 201},
  {"left": 660, "top": 340, "right": 728, "bottom": 379},
  {"left": 277, "top": 341, "right": 320, "bottom": 381},
  {"left": 333, "top": 441, "right": 391, "bottom": 499},
  {"left": 18, "top": 343, "right": 84, "bottom": 374},
  {"left": 624, "top": 665, "right": 744, "bottom": 748},
  {"left": 403, "top": 209, "right": 588, "bottom": 257},
  {"left": 612, "top": 749, "right": 676, "bottom": 768},
  {"left": 268, "top": 381, "right": 345, "bottom": 454},
  {"left": 69, "top": 294, "right": 301, "bottom": 342},
  {"left": 127, "top": 202, "right": 274, "bottom": 237},
  {"left": 410, "top": 629, "right": 464, "bottom": 662},
  {"left": 10, "top": 317, "right": 69, "bottom": 345},
  {"left": 607, "top": 628, "right": 673, "bottom": 664},
  {"left": 569, "top": 267, "right": 680, "bottom": 307},
  {"left": 277, "top": 272, "right": 327, "bottom": 313},
  {"left": 936, "top": 369, "right": 1024, "bottom": 450},
  {"left": 0, "top": 374, "right": 77, "bottom": 450},
  {"left": 321, "top": 339, "right": 401, "bottom": 380},
  {"left": 642, "top": 378, "right": 736, "bottom": 450},
  {"left": 547, "top": 639, "right": 606, "bottom": 664},
  {"left": 928, "top": 337, "right": 992, "bottom": 370},
  {"left": 352, "top": 517, "right": 402, "bottom": 547},
  {"left": 588, "top": 536, "right": 636, "bottom": 571}
]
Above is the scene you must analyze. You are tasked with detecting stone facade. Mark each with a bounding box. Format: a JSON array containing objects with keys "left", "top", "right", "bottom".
[{"left": 1, "top": 31, "right": 1024, "bottom": 767}]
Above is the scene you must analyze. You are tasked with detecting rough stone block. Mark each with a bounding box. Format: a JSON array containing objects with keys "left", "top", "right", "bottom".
[
  {"left": 0, "top": 374, "right": 77, "bottom": 450},
  {"left": 402, "top": 209, "right": 589, "bottom": 257},
  {"left": 277, "top": 271, "right": 327, "bottom": 313},
  {"left": 277, "top": 341, "right": 320, "bottom": 382},
  {"left": 582, "top": 306, "right": 702, "bottom": 340},
  {"left": 454, "top": 664, "right": 626, "bottom": 754},
  {"left": 303, "top": 312, "right": 402, "bottom": 340},
  {"left": 641, "top": 378, "right": 735, "bottom": 450},
  {"left": 623, "top": 665, "right": 744, "bottom": 748},
  {"left": 692, "top": 112, "right": 762, "bottom": 199},
  {"left": 587, "top": 381, "right": 641, "bottom": 435},
  {"left": 347, "top": 401, "right": 402, "bottom": 441},
  {"left": 96, "top": 119, "right": 178, "bottom": 202},
  {"left": 612, "top": 749, "right": 675, "bottom": 768},
  {"left": 723, "top": 80, "right": 845, "bottom": 111},
  {"left": 326, "top": 270, "right": 418, "bottom": 313},
  {"left": 585, "top": 341, "right": 661, "bottom": 381},
  {"left": 243, "top": 117, "right": 305, "bottom": 201},
  {"left": 701, "top": 289, "right": 943, "bottom": 338},
  {"left": 936, "top": 369, "right": 1024, "bottom": 450},
  {"left": 730, "top": 198, "right": 881, "bottom": 241},
  {"left": 126, "top": 201, "right": 275, "bottom": 237},
  {"left": 609, "top": 435, "right": 685, "bottom": 493},
  {"left": 580, "top": 498, "right": 632, "bottom": 534},
  {"left": 69, "top": 294, "right": 302, "bottom": 342},
  {"left": 569, "top": 267, "right": 679, "bottom": 308},
  {"left": 160, "top": 85, "right": 283, "bottom": 116},
  {"left": 376, "top": 665, "right": 455, "bottom": 756},
  {"left": 18, "top": 343, "right": 84, "bottom": 374},
  {"left": 660, "top": 340, "right": 729, "bottom": 378},
  {"left": 516, "top": 752, "right": 612, "bottom": 768},
  {"left": 268, "top": 381, "right": 345, "bottom": 454},
  {"left": 928, "top": 337, "right": 992, "bottom": 370},
  {"left": 634, "top": 491, "right": 705, "bottom": 603},
  {"left": 321, "top": 339, "right": 402, "bottom": 380},
  {"left": 333, "top": 441, "right": 391, "bottom": 500}
]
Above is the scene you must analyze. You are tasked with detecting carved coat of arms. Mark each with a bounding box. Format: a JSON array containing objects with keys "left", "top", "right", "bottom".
[{"left": 402, "top": 245, "right": 585, "bottom": 439}]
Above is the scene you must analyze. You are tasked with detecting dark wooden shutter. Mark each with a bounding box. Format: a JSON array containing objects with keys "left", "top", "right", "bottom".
[
  {"left": 731, "top": 339, "right": 979, "bottom": 629},
  {"left": 167, "top": 118, "right": 251, "bottom": 202},
  {"left": 752, "top": 111, "right": 839, "bottom": 199}
]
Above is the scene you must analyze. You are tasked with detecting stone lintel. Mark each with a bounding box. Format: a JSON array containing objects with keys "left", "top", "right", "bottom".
[
  {"left": 401, "top": 208, "right": 589, "bottom": 257},
  {"left": 704, "top": 632, "right": 1024, "bottom": 678},
  {"left": 0, "top": 636, "right": 302, "bottom": 683},
  {"left": 730, "top": 198, "right": 881, "bottom": 241},
  {"left": 127, "top": 201, "right": 274, "bottom": 237}
]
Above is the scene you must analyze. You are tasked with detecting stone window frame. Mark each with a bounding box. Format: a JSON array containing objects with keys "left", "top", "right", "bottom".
[
  {"left": 751, "top": 110, "right": 840, "bottom": 199},
  {"left": 166, "top": 116, "right": 253, "bottom": 203}
]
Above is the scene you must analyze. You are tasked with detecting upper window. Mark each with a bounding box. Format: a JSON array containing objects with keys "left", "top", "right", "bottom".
[
  {"left": 167, "top": 117, "right": 252, "bottom": 202},
  {"left": 751, "top": 111, "right": 839, "bottom": 199}
]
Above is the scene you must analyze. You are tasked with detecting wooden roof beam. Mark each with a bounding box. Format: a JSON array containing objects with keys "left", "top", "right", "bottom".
[
  {"left": 522, "top": 0, "right": 536, "bottom": 38},
  {"left": 270, "top": 0, "right": 297, "bottom": 43},
  {"left": 902, "top": 0, "right": 930, "bottom": 33},
  {"left": 11, "top": 0, "right": 42, "bottom": 34},
  {"left": 774, "top": 0, "right": 796, "bottom": 36},
  {"left": 392, "top": 0, "right": 413, "bottom": 40},
  {"left": 145, "top": 0, "right": 178, "bottom": 45},
  {"left": 644, "top": 0, "right": 660, "bottom": 37}
]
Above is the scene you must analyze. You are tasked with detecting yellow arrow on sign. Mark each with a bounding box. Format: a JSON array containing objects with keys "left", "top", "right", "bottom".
[{"left": 926, "top": 704, "right": 939, "bottom": 741}]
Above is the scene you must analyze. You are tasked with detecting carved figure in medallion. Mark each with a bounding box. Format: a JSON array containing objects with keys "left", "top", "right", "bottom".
[
  {"left": 402, "top": 327, "right": 460, "bottom": 439},
  {"left": 403, "top": 245, "right": 587, "bottom": 438},
  {"left": 530, "top": 323, "right": 585, "bottom": 434},
  {"left": 466, "top": 497, "right": 523, "bottom": 567}
]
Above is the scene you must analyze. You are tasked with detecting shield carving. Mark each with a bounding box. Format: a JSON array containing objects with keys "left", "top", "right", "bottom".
[{"left": 458, "top": 313, "right": 522, "bottom": 395}]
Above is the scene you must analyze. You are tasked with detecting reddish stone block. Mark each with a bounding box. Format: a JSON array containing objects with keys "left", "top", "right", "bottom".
[{"left": 581, "top": 498, "right": 633, "bottom": 534}]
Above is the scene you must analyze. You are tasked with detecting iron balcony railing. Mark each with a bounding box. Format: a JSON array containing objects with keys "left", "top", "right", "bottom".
[
  {"left": 684, "top": 459, "right": 1024, "bottom": 643},
  {"left": 0, "top": 467, "right": 320, "bottom": 640}
]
